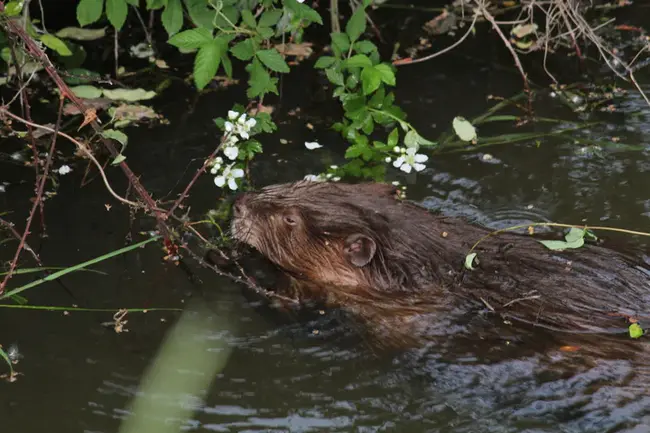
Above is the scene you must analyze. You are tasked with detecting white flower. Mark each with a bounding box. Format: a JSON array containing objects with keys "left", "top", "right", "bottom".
[
  {"left": 245, "top": 117, "right": 256, "bottom": 129},
  {"left": 223, "top": 145, "right": 239, "bottom": 160},
  {"left": 214, "top": 164, "right": 245, "bottom": 191},
  {"left": 58, "top": 165, "right": 72, "bottom": 175},
  {"left": 332, "top": 176, "right": 341, "bottom": 182},
  {"left": 392, "top": 148, "right": 428, "bottom": 173},
  {"left": 225, "top": 121, "right": 234, "bottom": 132},
  {"left": 297, "top": 0, "right": 305, "bottom": 3},
  {"left": 209, "top": 156, "right": 223, "bottom": 175},
  {"left": 228, "top": 110, "right": 239, "bottom": 120},
  {"left": 385, "top": 157, "right": 392, "bottom": 163},
  {"left": 329, "top": 165, "right": 338, "bottom": 169},
  {"left": 304, "top": 174, "right": 325, "bottom": 182},
  {"left": 305, "top": 141, "right": 322, "bottom": 150}
]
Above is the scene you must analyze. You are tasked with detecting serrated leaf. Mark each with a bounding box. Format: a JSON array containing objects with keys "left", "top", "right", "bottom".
[
  {"left": 629, "top": 323, "right": 644, "bottom": 339},
  {"left": 259, "top": 9, "right": 283, "bottom": 27},
  {"left": 374, "top": 63, "right": 395, "bottom": 85},
  {"left": 40, "top": 35, "right": 73, "bottom": 56},
  {"left": 70, "top": 85, "right": 103, "bottom": 99},
  {"left": 106, "top": 0, "right": 128, "bottom": 30},
  {"left": 326, "top": 68, "right": 344, "bottom": 86},
  {"left": 360, "top": 66, "right": 381, "bottom": 95},
  {"left": 331, "top": 32, "right": 350, "bottom": 53},
  {"left": 345, "top": 54, "right": 372, "bottom": 69},
  {"left": 103, "top": 88, "right": 157, "bottom": 101},
  {"left": 55, "top": 26, "right": 106, "bottom": 41},
  {"left": 194, "top": 40, "right": 222, "bottom": 89},
  {"left": 465, "top": 253, "right": 478, "bottom": 270},
  {"left": 346, "top": 5, "right": 367, "bottom": 42},
  {"left": 162, "top": 0, "right": 183, "bottom": 36},
  {"left": 387, "top": 128, "right": 398, "bottom": 147},
  {"left": 353, "top": 40, "right": 377, "bottom": 54},
  {"left": 168, "top": 28, "right": 213, "bottom": 50},
  {"left": 345, "top": 144, "right": 366, "bottom": 159},
  {"left": 246, "top": 57, "right": 278, "bottom": 98},
  {"left": 230, "top": 39, "right": 255, "bottom": 61},
  {"left": 452, "top": 116, "right": 477, "bottom": 142},
  {"left": 256, "top": 49, "right": 290, "bottom": 73},
  {"left": 221, "top": 52, "right": 233, "bottom": 78},
  {"left": 77, "top": 0, "right": 104, "bottom": 27},
  {"left": 241, "top": 9, "right": 257, "bottom": 28},
  {"left": 314, "top": 56, "right": 336, "bottom": 69},
  {"left": 102, "top": 129, "right": 129, "bottom": 146}
]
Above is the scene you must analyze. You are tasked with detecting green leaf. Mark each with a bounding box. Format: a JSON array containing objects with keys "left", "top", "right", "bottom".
[
  {"left": 465, "top": 253, "right": 478, "bottom": 270},
  {"left": 168, "top": 28, "right": 213, "bottom": 49},
  {"left": 345, "top": 54, "right": 372, "bottom": 69},
  {"left": 106, "top": 0, "right": 128, "bottom": 30},
  {"left": 452, "top": 116, "right": 478, "bottom": 142},
  {"left": 126, "top": 0, "right": 140, "bottom": 5},
  {"left": 538, "top": 237, "right": 584, "bottom": 251},
  {"left": 257, "top": 26, "right": 275, "bottom": 39},
  {"left": 194, "top": 40, "right": 222, "bottom": 89},
  {"left": 387, "top": 128, "right": 399, "bottom": 147},
  {"left": 360, "top": 66, "right": 381, "bottom": 95},
  {"left": 230, "top": 39, "right": 255, "bottom": 61},
  {"left": 40, "top": 35, "right": 73, "bottom": 56},
  {"left": 374, "top": 63, "right": 396, "bottom": 85},
  {"left": 259, "top": 9, "right": 283, "bottom": 27},
  {"left": 314, "top": 56, "right": 336, "bottom": 69},
  {"left": 241, "top": 9, "right": 257, "bottom": 28},
  {"left": 565, "top": 227, "right": 585, "bottom": 244},
  {"left": 4, "top": 1, "right": 24, "bottom": 16},
  {"left": 55, "top": 27, "right": 107, "bottom": 41},
  {"left": 353, "top": 40, "right": 377, "bottom": 54},
  {"left": 345, "top": 143, "right": 366, "bottom": 159},
  {"left": 331, "top": 32, "right": 350, "bottom": 53},
  {"left": 345, "top": 6, "right": 367, "bottom": 42},
  {"left": 326, "top": 68, "right": 345, "bottom": 86},
  {"left": 102, "top": 129, "right": 129, "bottom": 146},
  {"left": 77, "top": 0, "right": 104, "bottom": 27},
  {"left": 111, "top": 154, "right": 127, "bottom": 165},
  {"left": 246, "top": 58, "right": 279, "bottom": 98},
  {"left": 103, "top": 88, "right": 157, "bottom": 101},
  {"left": 146, "top": 0, "right": 166, "bottom": 9},
  {"left": 256, "top": 49, "right": 290, "bottom": 73},
  {"left": 162, "top": 0, "right": 183, "bottom": 36},
  {"left": 70, "top": 85, "right": 103, "bottom": 99},
  {"left": 629, "top": 323, "right": 644, "bottom": 339},
  {"left": 63, "top": 68, "right": 101, "bottom": 85},
  {"left": 221, "top": 52, "right": 233, "bottom": 78}
]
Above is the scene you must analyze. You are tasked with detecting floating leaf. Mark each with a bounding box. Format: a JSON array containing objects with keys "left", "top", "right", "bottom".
[
  {"left": 63, "top": 68, "right": 101, "bottom": 85},
  {"left": 70, "top": 85, "right": 103, "bottom": 99},
  {"left": 452, "top": 116, "right": 478, "bottom": 142},
  {"left": 162, "top": 0, "right": 183, "bottom": 36},
  {"left": 194, "top": 40, "right": 222, "bottom": 89},
  {"left": 55, "top": 26, "right": 106, "bottom": 41},
  {"left": 102, "top": 88, "right": 156, "bottom": 101},
  {"left": 465, "top": 253, "right": 478, "bottom": 270},
  {"left": 539, "top": 227, "right": 586, "bottom": 251},
  {"left": 106, "top": 0, "right": 128, "bottom": 30},
  {"left": 40, "top": 34, "right": 73, "bottom": 56},
  {"left": 168, "top": 28, "right": 213, "bottom": 50},
  {"left": 629, "top": 323, "right": 644, "bottom": 339},
  {"left": 76, "top": 0, "right": 104, "bottom": 27},
  {"left": 256, "top": 49, "right": 290, "bottom": 73}
]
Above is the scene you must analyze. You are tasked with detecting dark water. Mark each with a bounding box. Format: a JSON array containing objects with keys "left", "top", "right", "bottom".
[{"left": 2, "top": 4, "right": 650, "bottom": 433}]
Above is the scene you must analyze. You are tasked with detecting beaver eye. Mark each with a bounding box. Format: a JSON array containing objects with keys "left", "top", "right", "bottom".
[{"left": 283, "top": 215, "right": 297, "bottom": 226}]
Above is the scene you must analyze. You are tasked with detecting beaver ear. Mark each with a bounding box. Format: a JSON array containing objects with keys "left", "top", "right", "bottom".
[{"left": 343, "top": 234, "right": 377, "bottom": 267}]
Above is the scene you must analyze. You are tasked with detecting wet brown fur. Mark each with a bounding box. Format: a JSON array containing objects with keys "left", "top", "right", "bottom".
[{"left": 229, "top": 180, "right": 650, "bottom": 348}]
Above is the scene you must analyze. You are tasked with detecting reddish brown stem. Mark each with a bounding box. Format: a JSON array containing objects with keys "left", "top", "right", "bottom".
[{"left": 0, "top": 96, "right": 63, "bottom": 294}]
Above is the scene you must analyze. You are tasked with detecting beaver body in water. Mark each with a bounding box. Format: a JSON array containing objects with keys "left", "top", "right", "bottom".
[{"left": 228, "top": 180, "right": 650, "bottom": 348}]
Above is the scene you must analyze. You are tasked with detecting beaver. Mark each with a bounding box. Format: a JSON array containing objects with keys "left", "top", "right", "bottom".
[{"left": 228, "top": 180, "right": 650, "bottom": 349}]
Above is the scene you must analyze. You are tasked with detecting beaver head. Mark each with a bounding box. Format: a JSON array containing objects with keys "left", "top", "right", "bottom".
[{"left": 230, "top": 180, "right": 453, "bottom": 297}]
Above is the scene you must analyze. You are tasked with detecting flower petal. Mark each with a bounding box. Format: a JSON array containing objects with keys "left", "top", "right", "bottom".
[
  {"left": 400, "top": 163, "right": 412, "bottom": 173},
  {"left": 231, "top": 168, "right": 245, "bottom": 178},
  {"left": 240, "top": 131, "right": 249, "bottom": 140},
  {"left": 245, "top": 118, "right": 257, "bottom": 128},
  {"left": 227, "top": 110, "right": 239, "bottom": 120},
  {"left": 413, "top": 163, "right": 426, "bottom": 172},
  {"left": 305, "top": 141, "right": 322, "bottom": 150},
  {"left": 224, "top": 122, "right": 234, "bottom": 132},
  {"left": 228, "top": 177, "right": 238, "bottom": 190},
  {"left": 223, "top": 146, "right": 239, "bottom": 160},
  {"left": 237, "top": 114, "right": 247, "bottom": 124},
  {"left": 405, "top": 147, "right": 416, "bottom": 156},
  {"left": 392, "top": 157, "right": 404, "bottom": 168},
  {"left": 214, "top": 176, "right": 226, "bottom": 187},
  {"left": 414, "top": 154, "right": 428, "bottom": 163}
]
